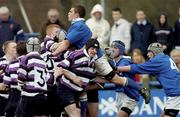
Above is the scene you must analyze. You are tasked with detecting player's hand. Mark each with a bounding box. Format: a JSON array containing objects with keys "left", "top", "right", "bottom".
[
  {"left": 51, "top": 43, "right": 60, "bottom": 52},
  {"left": 73, "top": 78, "right": 83, "bottom": 87},
  {"left": 54, "top": 67, "right": 63, "bottom": 79},
  {"left": 0, "top": 70, "right": 3, "bottom": 75},
  {"left": 0, "top": 83, "right": 7, "bottom": 91}
]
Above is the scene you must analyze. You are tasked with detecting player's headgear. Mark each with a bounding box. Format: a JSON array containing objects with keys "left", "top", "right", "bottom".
[
  {"left": 26, "top": 37, "right": 40, "bottom": 53},
  {"left": 85, "top": 39, "right": 100, "bottom": 51},
  {"left": 147, "top": 43, "right": 163, "bottom": 55},
  {"left": 111, "top": 40, "right": 125, "bottom": 55}
]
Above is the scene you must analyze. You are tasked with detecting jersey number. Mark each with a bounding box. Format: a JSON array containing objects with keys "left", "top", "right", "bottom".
[
  {"left": 46, "top": 57, "right": 54, "bottom": 71},
  {"left": 36, "top": 69, "right": 45, "bottom": 87}
]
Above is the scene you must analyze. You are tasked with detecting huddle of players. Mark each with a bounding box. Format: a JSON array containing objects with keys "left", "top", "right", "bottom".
[{"left": 0, "top": 23, "right": 150, "bottom": 117}]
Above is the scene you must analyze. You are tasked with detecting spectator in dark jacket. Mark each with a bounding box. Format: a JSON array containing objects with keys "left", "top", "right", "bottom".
[
  {"left": 0, "top": 6, "right": 25, "bottom": 57},
  {"left": 154, "top": 12, "right": 173, "bottom": 54},
  {"left": 173, "top": 6, "right": 180, "bottom": 49},
  {"left": 130, "top": 10, "right": 154, "bottom": 57},
  {"left": 39, "top": 8, "right": 64, "bottom": 42}
]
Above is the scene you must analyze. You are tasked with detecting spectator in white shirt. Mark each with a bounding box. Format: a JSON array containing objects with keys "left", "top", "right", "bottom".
[
  {"left": 86, "top": 4, "right": 110, "bottom": 49},
  {"left": 110, "top": 8, "right": 131, "bottom": 54}
]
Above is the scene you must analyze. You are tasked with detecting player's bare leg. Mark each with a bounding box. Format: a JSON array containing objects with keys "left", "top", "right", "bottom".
[
  {"left": 65, "top": 103, "right": 80, "bottom": 117},
  {"left": 87, "top": 103, "right": 98, "bottom": 117},
  {"left": 117, "top": 110, "right": 129, "bottom": 117}
]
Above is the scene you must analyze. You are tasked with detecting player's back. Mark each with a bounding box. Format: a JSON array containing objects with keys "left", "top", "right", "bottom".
[
  {"left": 18, "top": 51, "right": 48, "bottom": 96},
  {"left": 152, "top": 54, "right": 180, "bottom": 96}
]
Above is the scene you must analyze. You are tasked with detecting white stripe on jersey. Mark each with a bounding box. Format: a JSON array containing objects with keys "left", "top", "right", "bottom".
[
  {"left": 21, "top": 91, "right": 39, "bottom": 97},
  {"left": 0, "top": 94, "right": 9, "bottom": 98},
  {"left": 28, "top": 58, "right": 46, "bottom": 67},
  {"left": 9, "top": 62, "right": 19, "bottom": 69},
  {"left": 61, "top": 76, "right": 83, "bottom": 91},
  {"left": 74, "top": 57, "right": 89, "bottom": 65},
  {"left": 3, "top": 75, "right": 11, "bottom": 81},
  {"left": 11, "top": 74, "right": 18, "bottom": 79},
  {"left": 76, "top": 67, "right": 95, "bottom": 73},
  {"left": 0, "top": 60, "right": 8, "bottom": 66},
  {"left": 40, "top": 42, "right": 44, "bottom": 48},
  {"left": 26, "top": 82, "right": 35, "bottom": 86},
  {"left": 11, "top": 85, "right": 21, "bottom": 91},
  {"left": 18, "top": 68, "right": 27, "bottom": 76},
  {"left": 46, "top": 40, "right": 54, "bottom": 49},
  {"left": 62, "top": 59, "right": 70, "bottom": 67},
  {"left": 17, "top": 29, "right": 23, "bottom": 34}
]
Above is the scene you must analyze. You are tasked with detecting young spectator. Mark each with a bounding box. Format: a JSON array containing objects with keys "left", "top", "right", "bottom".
[
  {"left": 131, "top": 49, "right": 149, "bottom": 88},
  {"left": 154, "top": 12, "right": 173, "bottom": 54}
]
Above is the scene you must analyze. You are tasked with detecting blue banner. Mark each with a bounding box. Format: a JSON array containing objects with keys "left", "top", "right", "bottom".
[{"left": 98, "top": 90, "right": 180, "bottom": 117}]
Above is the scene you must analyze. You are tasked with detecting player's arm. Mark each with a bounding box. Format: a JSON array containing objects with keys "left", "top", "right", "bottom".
[
  {"left": 118, "top": 59, "right": 161, "bottom": 74},
  {"left": 54, "top": 67, "right": 83, "bottom": 87},
  {"left": 3, "top": 65, "right": 11, "bottom": 86},
  {"left": 117, "top": 66, "right": 131, "bottom": 72},
  {"left": 52, "top": 40, "right": 70, "bottom": 56},
  {"left": 17, "top": 59, "right": 28, "bottom": 82}
]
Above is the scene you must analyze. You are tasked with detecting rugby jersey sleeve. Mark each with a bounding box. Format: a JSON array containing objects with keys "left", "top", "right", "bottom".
[
  {"left": 57, "top": 52, "right": 74, "bottom": 68},
  {"left": 44, "top": 38, "right": 56, "bottom": 52},
  {"left": 3, "top": 64, "right": 11, "bottom": 86},
  {"left": 130, "top": 58, "right": 163, "bottom": 74},
  {"left": 18, "top": 57, "right": 28, "bottom": 82}
]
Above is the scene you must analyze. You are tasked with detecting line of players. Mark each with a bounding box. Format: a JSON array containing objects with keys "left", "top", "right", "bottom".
[
  {"left": 0, "top": 22, "right": 151, "bottom": 117},
  {"left": 0, "top": 5, "right": 179, "bottom": 117}
]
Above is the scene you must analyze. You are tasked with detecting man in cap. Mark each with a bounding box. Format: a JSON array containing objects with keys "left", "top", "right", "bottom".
[
  {"left": 0, "top": 6, "right": 25, "bottom": 57},
  {"left": 118, "top": 43, "right": 180, "bottom": 117}
]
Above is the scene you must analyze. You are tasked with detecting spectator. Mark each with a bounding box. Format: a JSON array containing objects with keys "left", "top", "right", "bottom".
[
  {"left": 0, "top": 6, "right": 25, "bottom": 57},
  {"left": 39, "top": 8, "right": 64, "bottom": 42},
  {"left": 130, "top": 10, "right": 154, "bottom": 57},
  {"left": 154, "top": 12, "right": 173, "bottom": 54},
  {"left": 131, "top": 49, "right": 149, "bottom": 88},
  {"left": 86, "top": 4, "right": 110, "bottom": 48},
  {"left": 173, "top": 6, "right": 180, "bottom": 48},
  {"left": 110, "top": 8, "right": 131, "bottom": 54},
  {"left": 170, "top": 49, "right": 180, "bottom": 71}
]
